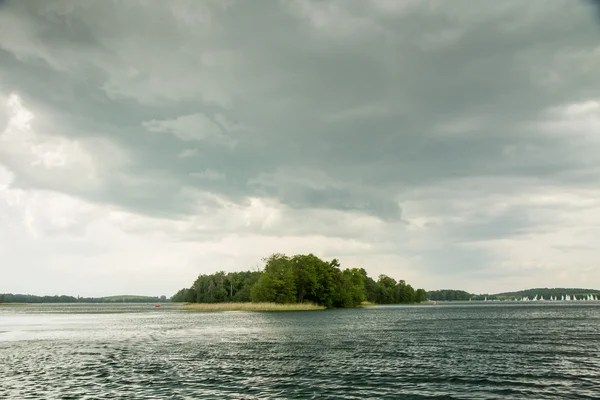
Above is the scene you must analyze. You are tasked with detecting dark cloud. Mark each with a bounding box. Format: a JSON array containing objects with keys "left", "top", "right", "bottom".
[
  {"left": 1, "top": 2, "right": 598, "bottom": 220},
  {"left": 588, "top": 0, "right": 600, "bottom": 23}
]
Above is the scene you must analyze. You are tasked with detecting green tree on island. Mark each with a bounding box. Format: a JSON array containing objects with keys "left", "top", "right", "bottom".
[{"left": 251, "top": 254, "right": 297, "bottom": 304}]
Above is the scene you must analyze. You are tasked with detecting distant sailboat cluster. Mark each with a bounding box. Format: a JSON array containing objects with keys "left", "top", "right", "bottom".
[
  {"left": 478, "top": 294, "right": 600, "bottom": 302},
  {"left": 507, "top": 294, "right": 599, "bottom": 302}
]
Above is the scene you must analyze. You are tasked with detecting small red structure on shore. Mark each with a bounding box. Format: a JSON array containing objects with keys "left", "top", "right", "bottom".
[{"left": 155, "top": 304, "right": 161, "bottom": 308}]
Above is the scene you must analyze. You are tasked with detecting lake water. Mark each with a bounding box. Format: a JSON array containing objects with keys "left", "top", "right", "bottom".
[{"left": 1, "top": 303, "right": 599, "bottom": 399}]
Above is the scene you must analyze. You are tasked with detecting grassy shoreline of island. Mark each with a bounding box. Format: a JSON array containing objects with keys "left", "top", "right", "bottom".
[{"left": 179, "top": 300, "right": 379, "bottom": 312}]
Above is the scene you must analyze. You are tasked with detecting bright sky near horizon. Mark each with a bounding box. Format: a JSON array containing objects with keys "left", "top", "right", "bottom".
[{"left": 1, "top": 0, "right": 599, "bottom": 297}]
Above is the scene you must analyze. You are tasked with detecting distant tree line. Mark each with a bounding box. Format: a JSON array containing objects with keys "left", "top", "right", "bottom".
[
  {"left": 426, "top": 290, "right": 472, "bottom": 301},
  {"left": 0, "top": 294, "right": 167, "bottom": 304},
  {"left": 171, "top": 253, "right": 427, "bottom": 308}
]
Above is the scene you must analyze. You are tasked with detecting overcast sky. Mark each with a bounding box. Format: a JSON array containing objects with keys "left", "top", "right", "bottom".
[{"left": 1, "top": 0, "right": 599, "bottom": 297}]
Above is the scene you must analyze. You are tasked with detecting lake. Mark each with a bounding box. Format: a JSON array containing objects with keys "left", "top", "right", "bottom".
[{"left": 1, "top": 303, "right": 599, "bottom": 399}]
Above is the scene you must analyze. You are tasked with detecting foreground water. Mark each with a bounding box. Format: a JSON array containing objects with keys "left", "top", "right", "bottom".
[{"left": 1, "top": 303, "right": 599, "bottom": 399}]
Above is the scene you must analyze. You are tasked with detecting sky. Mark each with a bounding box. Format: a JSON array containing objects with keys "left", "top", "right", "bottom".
[{"left": 0, "top": 0, "right": 599, "bottom": 297}]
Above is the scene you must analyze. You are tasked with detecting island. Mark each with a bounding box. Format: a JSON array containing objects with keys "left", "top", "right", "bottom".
[{"left": 171, "top": 253, "right": 428, "bottom": 310}]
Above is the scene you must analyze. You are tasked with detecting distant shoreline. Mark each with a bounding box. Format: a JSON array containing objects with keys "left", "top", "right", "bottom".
[{"left": 0, "top": 294, "right": 167, "bottom": 304}]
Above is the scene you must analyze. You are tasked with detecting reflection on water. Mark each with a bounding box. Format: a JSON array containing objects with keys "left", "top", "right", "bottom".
[{"left": 1, "top": 303, "right": 599, "bottom": 399}]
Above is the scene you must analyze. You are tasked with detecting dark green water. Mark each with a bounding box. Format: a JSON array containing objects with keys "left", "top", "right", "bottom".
[{"left": 1, "top": 303, "right": 599, "bottom": 399}]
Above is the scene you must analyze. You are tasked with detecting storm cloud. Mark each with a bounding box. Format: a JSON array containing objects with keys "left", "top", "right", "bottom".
[{"left": 0, "top": 0, "right": 599, "bottom": 296}]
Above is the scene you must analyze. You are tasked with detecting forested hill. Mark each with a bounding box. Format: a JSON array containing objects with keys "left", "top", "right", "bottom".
[
  {"left": 172, "top": 253, "right": 427, "bottom": 308},
  {"left": 428, "top": 288, "right": 600, "bottom": 301},
  {"left": 0, "top": 294, "right": 167, "bottom": 304}
]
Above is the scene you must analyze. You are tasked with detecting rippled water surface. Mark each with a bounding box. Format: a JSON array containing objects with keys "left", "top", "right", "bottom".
[{"left": 1, "top": 303, "right": 599, "bottom": 399}]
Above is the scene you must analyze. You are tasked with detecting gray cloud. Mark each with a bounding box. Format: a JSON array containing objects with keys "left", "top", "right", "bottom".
[
  {"left": 0, "top": 0, "right": 599, "bottom": 295},
  {"left": 589, "top": 0, "right": 600, "bottom": 23}
]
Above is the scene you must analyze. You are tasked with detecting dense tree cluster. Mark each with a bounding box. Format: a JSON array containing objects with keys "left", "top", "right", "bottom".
[
  {"left": 364, "top": 273, "right": 428, "bottom": 304},
  {"left": 172, "top": 253, "right": 427, "bottom": 308},
  {"left": 171, "top": 271, "right": 261, "bottom": 304},
  {"left": 0, "top": 294, "right": 167, "bottom": 303}
]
